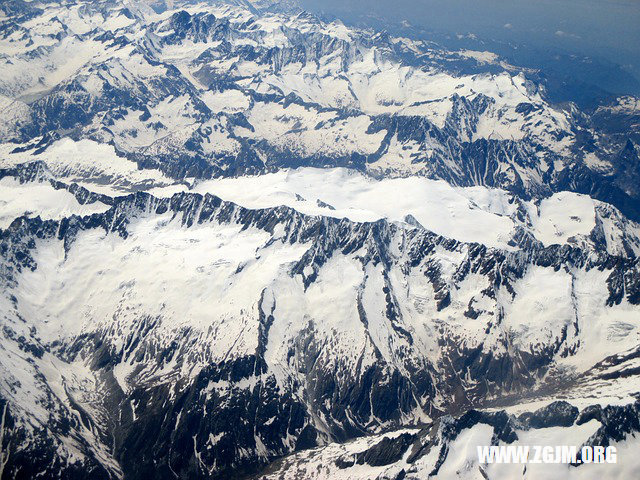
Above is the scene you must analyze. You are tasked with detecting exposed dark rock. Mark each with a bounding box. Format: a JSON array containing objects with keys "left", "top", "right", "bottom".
[{"left": 518, "top": 401, "right": 579, "bottom": 429}]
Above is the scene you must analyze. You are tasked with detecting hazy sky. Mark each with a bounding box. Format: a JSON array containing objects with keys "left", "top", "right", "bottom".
[{"left": 300, "top": 0, "right": 640, "bottom": 94}]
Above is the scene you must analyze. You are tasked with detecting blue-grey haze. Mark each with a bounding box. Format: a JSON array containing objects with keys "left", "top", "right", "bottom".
[{"left": 300, "top": 0, "right": 640, "bottom": 103}]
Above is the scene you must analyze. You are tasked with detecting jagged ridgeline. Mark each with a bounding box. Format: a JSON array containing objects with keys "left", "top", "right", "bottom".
[
  {"left": 1, "top": 0, "right": 640, "bottom": 479},
  {"left": 0, "top": 0, "right": 639, "bottom": 218},
  {"left": 1, "top": 174, "right": 639, "bottom": 477}
]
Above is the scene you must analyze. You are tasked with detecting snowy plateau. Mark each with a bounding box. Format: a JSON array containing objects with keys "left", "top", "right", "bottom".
[{"left": 1, "top": 0, "right": 640, "bottom": 479}]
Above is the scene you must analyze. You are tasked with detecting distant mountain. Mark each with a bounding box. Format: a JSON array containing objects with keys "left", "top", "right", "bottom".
[{"left": 1, "top": 0, "right": 639, "bottom": 218}]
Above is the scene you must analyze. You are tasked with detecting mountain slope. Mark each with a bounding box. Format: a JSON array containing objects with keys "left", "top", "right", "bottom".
[
  {"left": 1, "top": 165, "right": 640, "bottom": 477},
  {"left": 2, "top": 1, "right": 640, "bottom": 479},
  {"left": 0, "top": 0, "right": 639, "bottom": 218}
]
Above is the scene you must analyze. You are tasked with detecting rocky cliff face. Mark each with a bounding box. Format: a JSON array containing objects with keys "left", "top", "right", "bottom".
[
  {"left": 261, "top": 400, "right": 640, "bottom": 479},
  {"left": 1, "top": 165, "right": 640, "bottom": 478},
  {"left": 1, "top": 0, "right": 639, "bottom": 218}
]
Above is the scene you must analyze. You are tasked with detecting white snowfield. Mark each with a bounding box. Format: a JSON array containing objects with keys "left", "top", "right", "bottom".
[
  {"left": 0, "top": 176, "right": 110, "bottom": 229},
  {"left": 2, "top": 181, "right": 639, "bottom": 472},
  {"left": 185, "top": 169, "right": 640, "bottom": 255},
  {"left": 262, "top": 421, "right": 640, "bottom": 480},
  {"left": 0, "top": 139, "right": 177, "bottom": 194},
  {"left": 3, "top": 138, "right": 639, "bottom": 254},
  {"left": 4, "top": 201, "right": 636, "bottom": 364},
  {"left": 0, "top": 0, "right": 596, "bottom": 180}
]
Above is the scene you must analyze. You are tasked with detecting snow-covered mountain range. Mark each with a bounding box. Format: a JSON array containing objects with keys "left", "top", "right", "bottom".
[
  {"left": 1, "top": 1, "right": 640, "bottom": 479},
  {"left": 2, "top": 0, "right": 639, "bottom": 214}
]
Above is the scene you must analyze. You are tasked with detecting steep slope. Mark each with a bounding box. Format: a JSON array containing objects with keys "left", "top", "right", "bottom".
[
  {"left": 1, "top": 166, "right": 640, "bottom": 478},
  {"left": 0, "top": 0, "right": 639, "bottom": 218},
  {"left": 260, "top": 401, "right": 640, "bottom": 479}
]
